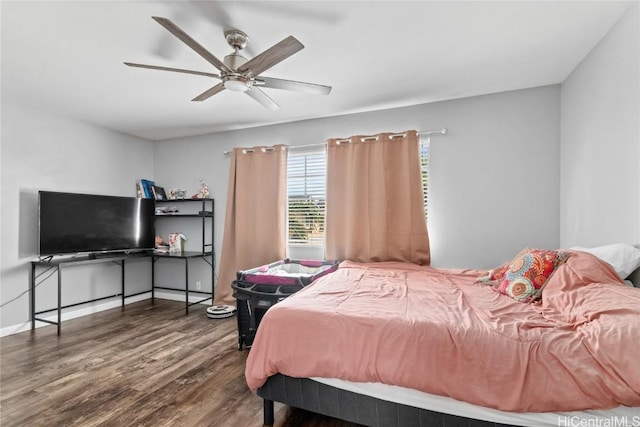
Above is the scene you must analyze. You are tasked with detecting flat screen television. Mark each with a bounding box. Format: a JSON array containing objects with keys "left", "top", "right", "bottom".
[{"left": 38, "top": 191, "right": 156, "bottom": 256}]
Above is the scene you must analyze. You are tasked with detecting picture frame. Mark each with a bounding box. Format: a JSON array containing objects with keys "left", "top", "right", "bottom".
[{"left": 152, "top": 185, "right": 167, "bottom": 201}]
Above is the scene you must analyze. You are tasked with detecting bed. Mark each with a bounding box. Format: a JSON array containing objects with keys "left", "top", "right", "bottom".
[{"left": 244, "top": 246, "right": 640, "bottom": 427}]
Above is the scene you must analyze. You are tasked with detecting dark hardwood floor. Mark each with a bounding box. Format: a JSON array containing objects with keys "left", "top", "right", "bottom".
[{"left": 0, "top": 299, "right": 312, "bottom": 427}]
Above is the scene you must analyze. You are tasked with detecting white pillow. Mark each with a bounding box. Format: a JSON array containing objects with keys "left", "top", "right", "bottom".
[{"left": 571, "top": 243, "right": 640, "bottom": 279}]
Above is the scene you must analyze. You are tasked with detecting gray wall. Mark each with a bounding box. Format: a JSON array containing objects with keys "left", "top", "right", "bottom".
[
  {"left": 154, "top": 85, "right": 561, "bottom": 274},
  {"left": 0, "top": 104, "right": 155, "bottom": 334},
  {"left": 5, "top": 4, "right": 636, "bottom": 334},
  {"left": 560, "top": 3, "right": 639, "bottom": 247}
]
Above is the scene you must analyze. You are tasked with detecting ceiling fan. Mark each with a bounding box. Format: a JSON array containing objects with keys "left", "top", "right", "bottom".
[{"left": 125, "top": 16, "right": 332, "bottom": 110}]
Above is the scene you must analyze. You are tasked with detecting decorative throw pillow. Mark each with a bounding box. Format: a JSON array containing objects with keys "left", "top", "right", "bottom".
[
  {"left": 492, "top": 248, "right": 569, "bottom": 303},
  {"left": 475, "top": 248, "right": 529, "bottom": 285},
  {"left": 475, "top": 263, "right": 509, "bottom": 285}
]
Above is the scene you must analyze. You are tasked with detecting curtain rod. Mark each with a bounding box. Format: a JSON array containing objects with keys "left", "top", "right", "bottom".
[{"left": 223, "top": 128, "right": 448, "bottom": 155}]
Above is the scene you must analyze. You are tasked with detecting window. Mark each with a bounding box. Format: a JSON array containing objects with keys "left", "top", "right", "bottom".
[
  {"left": 419, "top": 136, "right": 430, "bottom": 221},
  {"left": 287, "top": 146, "right": 327, "bottom": 246},
  {"left": 286, "top": 137, "right": 428, "bottom": 247}
]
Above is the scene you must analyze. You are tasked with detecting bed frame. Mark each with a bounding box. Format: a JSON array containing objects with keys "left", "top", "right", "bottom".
[
  {"left": 256, "top": 267, "right": 640, "bottom": 427},
  {"left": 258, "top": 374, "right": 515, "bottom": 427}
]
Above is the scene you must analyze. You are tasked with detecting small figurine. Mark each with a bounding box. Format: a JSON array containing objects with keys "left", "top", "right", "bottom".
[
  {"left": 168, "top": 233, "right": 187, "bottom": 253},
  {"left": 198, "top": 180, "right": 209, "bottom": 199}
]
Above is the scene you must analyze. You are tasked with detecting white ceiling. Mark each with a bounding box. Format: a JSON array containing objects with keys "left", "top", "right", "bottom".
[{"left": 1, "top": 1, "right": 632, "bottom": 141}]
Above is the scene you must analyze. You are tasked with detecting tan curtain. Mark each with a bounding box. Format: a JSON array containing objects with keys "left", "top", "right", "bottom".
[
  {"left": 325, "top": 131, "right": 430, "bottom": 265},
  {"left": 215, "top": 145, "right": 287, "bottom": 305}
]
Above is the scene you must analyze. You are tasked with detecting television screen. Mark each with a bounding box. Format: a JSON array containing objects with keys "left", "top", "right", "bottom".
[{"left": 38, "top": 191, "right": 156, "bottom": 256}]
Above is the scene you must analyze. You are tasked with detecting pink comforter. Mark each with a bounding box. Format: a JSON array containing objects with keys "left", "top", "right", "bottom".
[{"left": 245, "top": 251, "right": 640, "bottom": 412}]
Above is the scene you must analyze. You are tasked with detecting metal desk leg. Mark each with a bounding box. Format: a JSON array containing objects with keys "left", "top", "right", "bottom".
[
  {"left": 210, "top": 254, "right": 215, "bottom": 304},
  {"left": 151, "top": 257, "right": 156, "bottom": 304},
  {"left": 121, "top": 260, "right": 125, "bottom": 309},
  {"left": 57, "top": 266, "right": 62, "bottom": 337},
  {"left": 185, "top": 258, "right": 189, "bottom": 316},
  {"left": 30, "top": 263, "right": 36, "bottom": 332}
]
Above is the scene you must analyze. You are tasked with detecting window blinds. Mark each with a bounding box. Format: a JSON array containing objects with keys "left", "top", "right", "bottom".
[
  {"left": 287, "top": 146, "right": 327, "bottom": 246},
  {"left": 419, "top": 136, "right": 430, "bottom": 221}
]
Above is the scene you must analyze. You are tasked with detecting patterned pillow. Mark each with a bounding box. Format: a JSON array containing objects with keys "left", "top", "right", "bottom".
[
  {"left": 476, "top": 263, "right": 509, "bottom": 285},
  {"left": 492, "top": 248, "right": 569, "bottom": 303},
  {"left": 475, "top": 248, "right": 529, "bottom": 285}
]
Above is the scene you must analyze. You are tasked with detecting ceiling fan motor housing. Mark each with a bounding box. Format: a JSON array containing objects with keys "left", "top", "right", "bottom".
[
  {"left": 222, "top": 52, "right": 251, "bottom": 91},
  {"left": 223, "top": 52, "right": 248, "bottom": 71}
]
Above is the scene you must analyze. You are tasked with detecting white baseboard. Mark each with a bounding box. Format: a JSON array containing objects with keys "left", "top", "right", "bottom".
[
  {"left": 153, "top": 289, "right": 213, "bottom": 305},
  {"left": 0, "top": 290, "right": 212, "bottom": 338}
]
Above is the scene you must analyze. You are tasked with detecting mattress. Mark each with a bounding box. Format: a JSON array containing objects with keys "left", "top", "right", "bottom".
[{"left": 311, "top": 377, "right": 640, "bottom": 427}]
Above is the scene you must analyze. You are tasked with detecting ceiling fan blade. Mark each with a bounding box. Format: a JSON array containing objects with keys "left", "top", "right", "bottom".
[
  {"left": 152, "top": 16, "right": 233, "bottom": 74},
  {"left": 192, "top": 83, "right": 226, "bottom": 101},
  {"left": 255, "top": 76, "right": 331, "bottom": 95},
  {"left": 245, "top": 87, "right": 280, "bottom": 110},
  {"left": 237, "top": 36, "right": 304, "bottom": 77},
  {"left": 124, "top": 62, "right": 220, "bottom": 79}
]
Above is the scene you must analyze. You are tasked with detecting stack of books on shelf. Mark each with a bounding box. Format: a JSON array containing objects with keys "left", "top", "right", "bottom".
[{"left": 137, "top": 179, "right": 167, "bottom": 200}]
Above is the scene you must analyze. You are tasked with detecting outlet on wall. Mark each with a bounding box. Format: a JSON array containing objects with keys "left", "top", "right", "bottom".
[{"left": 195, "top": 281, "right": 202, "bottom": 290}]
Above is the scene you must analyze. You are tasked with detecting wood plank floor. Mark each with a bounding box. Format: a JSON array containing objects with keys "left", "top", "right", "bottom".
[{"left": 0, "top": 299, "right": 357, "bottom": 427}]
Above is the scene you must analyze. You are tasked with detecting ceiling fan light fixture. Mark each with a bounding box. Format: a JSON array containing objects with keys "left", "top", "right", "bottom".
[
  {"left": 224, "top": 80, "right": 250, "bottom": 92},
  {"left": 224, "top": 75, "right": 251, "bottom": 92}
]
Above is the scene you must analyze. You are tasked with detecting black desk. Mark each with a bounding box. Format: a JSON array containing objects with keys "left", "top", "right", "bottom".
[
  {"left": 151, "top": 251, "right": 214, "bottom": 316},
  {"left": 30, "top": 251, "right": 214, "bottom": 335}
]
